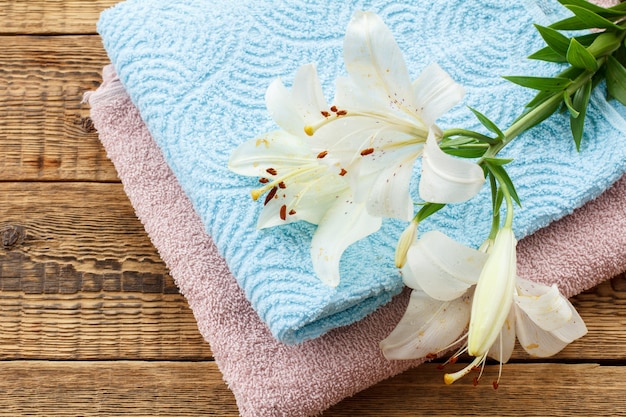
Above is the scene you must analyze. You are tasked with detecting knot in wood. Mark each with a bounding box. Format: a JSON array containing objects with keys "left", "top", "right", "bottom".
[
  {"left": 1, "top": 225, "right": 23, "bottom": 249},
  {"left": 80, "top": 117, "right": 96, "bottom": 133}
]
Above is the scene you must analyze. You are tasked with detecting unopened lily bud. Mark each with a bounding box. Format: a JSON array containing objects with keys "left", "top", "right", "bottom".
[
  {"left": 395, "top": 220, "right": 418, "bottom": 268},
  {"left": 467, "top": 226, "right": 517, "bottom": 357}
]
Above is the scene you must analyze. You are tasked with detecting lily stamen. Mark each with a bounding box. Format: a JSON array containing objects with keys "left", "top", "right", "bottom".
[
  {"left": 304, "top": 108, "right": 429, "bottom": 138},
  {"left": 251, "top": 164, "right": 325, "bottom": 201},
  {"left": 443, "top": 352, "right": 487, "bottom": 385},
  {"left": 304, "top": 110, "right": 349, "bottom": 136}
]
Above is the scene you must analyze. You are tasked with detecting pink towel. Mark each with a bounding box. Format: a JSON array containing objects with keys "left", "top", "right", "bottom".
[{"left": 85, "top": 64, "right": 626, "bottom": 417}]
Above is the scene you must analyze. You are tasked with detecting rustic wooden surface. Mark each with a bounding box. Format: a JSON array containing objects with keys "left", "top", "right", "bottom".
[{"left": 1, "top": 1, "right": 626, "bottom": 416}]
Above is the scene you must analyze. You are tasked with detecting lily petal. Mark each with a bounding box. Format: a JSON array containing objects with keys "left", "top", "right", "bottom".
[
  {"left": 311, "top": 193, "right": 382, "bottom": 287},
  {"left": 265, "top": 78, "right": 303, "bottom": 137},
  {"left": 550, "top": 305, "right": 587, "bottom": 344},
  {"left": 515, "top": 301, "right": 587, "bottom": 357},
  {"left": 412, "top": 63, "right": 465, "bottom": 125},
  {"left": 380, "top": 290, "right": 471, "bottom": 360},
  {"left": 265, "top": 64, "right": 327, "bottom": 136},
  {"left": 228, "top": 130, "right": 315, "bottom": 177},
  {"left": 487, "top": 307, "right": 516, "bottom": 363},
  {"left": 515, "top": 278, "right": 573, "bottom": 332},
  {"left": 366, "top": 156, "right": 416, "bottom": 221},
  {"left": 291, "top": 63, "right": 329, "bottom": 126},
  {"left": 229, "top": 130, "right": 351, "bottom": 228},
  {"left": 403, "top": 230, "right": 487, "bottom": 301},
  {"left": 343, "top": 11, "right": 418, "bottom": 116},
  {"left": 419, "top": 130, "right": 485, "bottom": 204}
]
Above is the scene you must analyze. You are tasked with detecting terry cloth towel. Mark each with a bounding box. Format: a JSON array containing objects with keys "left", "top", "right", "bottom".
[
  {"left": 96, "top": 0, "right": 626, "bottom": 343},
  {"left": 85, "top": 64, "right": 626, "bottom": 417}
]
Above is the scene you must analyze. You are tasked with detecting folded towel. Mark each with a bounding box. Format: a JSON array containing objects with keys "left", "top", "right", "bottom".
[
  {"left": 86, "top": 64, "right": 626, "bottom": 417},
  {"left": 96, "top": 0, "right": 626, "bottom": 343}
]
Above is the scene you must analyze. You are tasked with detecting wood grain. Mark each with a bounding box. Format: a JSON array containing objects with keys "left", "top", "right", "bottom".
[
  {"left": 0, "top": 1, "right": 118, "bottom": 35},
  {"left": 326, "top": 362, "right": 626, "bottom": 416},
  {"left": 0, "top": 182, "right": 212, "bottom": 359},
  {"left": 0, "top": 35, "right": 116, "bottom": 182},
  {"left": 0, "top": 361, "right": 238, "bottom": 416},
  {"left": 0, "top": 361, "right": 623, "bottom": 416}
]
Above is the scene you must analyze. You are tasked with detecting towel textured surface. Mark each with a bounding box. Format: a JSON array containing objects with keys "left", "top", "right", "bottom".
[
  {"left": 97, "top": 0, "right": 626, "bottom": 343},
  {"left": 86, "top": 65, "right": 626, "bottom": 417}
]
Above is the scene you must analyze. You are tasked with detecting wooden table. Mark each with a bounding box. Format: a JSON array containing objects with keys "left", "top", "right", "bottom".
[{"left": 1, "top": 2, "right": 626, "bottom": 416}]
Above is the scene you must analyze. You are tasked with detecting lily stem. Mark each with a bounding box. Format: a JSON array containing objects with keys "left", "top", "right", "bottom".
[{"left": 482, "top": 57, "right": 606, "bottom": 161}]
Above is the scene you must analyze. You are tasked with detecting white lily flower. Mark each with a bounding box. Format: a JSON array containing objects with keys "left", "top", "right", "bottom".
[
  {"left": 380, "top": 229, "right": 587, "bottom": 386},
  {"left": 304, "top": 11, "right": 466, "bottom": 221},
  {"left": 228, "top": 130, "right": 344, "bottom": 228},
  {"left": 229, "top": 128, "right": 382, "bottom": 288},
  {"left": 228, "top": 64, "right": 384, "bottom": 287}
]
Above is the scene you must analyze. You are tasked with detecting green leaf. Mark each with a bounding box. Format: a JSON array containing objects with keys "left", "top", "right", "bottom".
[
  {"left": 586, "top": 31, "right": 622, "bottom": 58},
  {"left": 562, "top": 5, "right": 622, "bottom": 30},
  {"left": 534, "top": 24, "right": 570, "bottom": 56},
  {"left": 440, "top": 134, "right": 490, "bottom": 158},
  {"left": 483, "top": 157, "right": 513, "bottom": 166},
  {"left": 441, "top": 148, "right": 489, "bottom": 159},
  {"left": 566, "top": 38, "right": 598, "bottom": 71},
  {"left": 440, "top": 136, "right": 477, "bottom": 147},
  {"left": 483, "top": 162, "right": 521, "bottom": 207},
  {"left": 492, "top": 180, "right": 504, "bottom": 215},
  {"left": 528, "top": 46, "right": 568, "bottom": 63},
  {"left": 570, "top": 81, "right": 592, "bottom": 151},
  {"left": 468, "top": 107, "right": 505, "bottom": 139},
  {"left": 415, "top": 202, "right": 446, "bottom": 222},
  {"left": 606, "top": 55, "right": 626, "bottom": 106},
  {"left": 558, "top": 0, "right": 626, "bottom": 16},
  {"left": 608, "top": 2, "right": 626, "bottom": 13},
  {"left": 574, "top": 32, "right": 601, "bottom": 47},
  {"left": 549, "top": 15, "right": 593, "bottom": 31},
  {"left": 503, "top": 76, "right": 572, "bottom": 91},
  {"left": 563, "top": 91, "right": 580, "bottom": 118}
]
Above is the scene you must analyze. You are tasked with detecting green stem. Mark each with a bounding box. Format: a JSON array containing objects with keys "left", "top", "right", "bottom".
[
  {"left": 442, "top": 128, "right": 500, "bottom": 144},
  {"left": 482, "top": 57, "right": 607, "bottom": 160},
  {"left": 487, "top": 174, "right": 501, "bottom": 240}
]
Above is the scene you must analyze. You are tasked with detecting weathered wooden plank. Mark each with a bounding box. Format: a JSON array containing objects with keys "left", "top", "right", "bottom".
[
  {"left": 0, "top": 292, "right": 212, "bottom": 360},
  {"left": 0, "top": 1, "right": 117, "bottom": 35},
  {"left": 0, "top": 361, "right": 238, "bottom": 416},
  {"left": 0, "top": 182, "right": 162, "bottom": 276},
  {"left": 0, "top": 361, "right": 622, "bottom": 416},
  {"left": 0, "top": 181, "right": 212, "bottom": 359},
  {"left": 0, "top": 35, "right": 116, "bottom": 181},
  {"left": 326, "top": 362, "right": 626, "bottom": 416}
]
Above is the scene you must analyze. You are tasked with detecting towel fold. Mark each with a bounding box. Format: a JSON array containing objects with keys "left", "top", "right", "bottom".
[
  {"left": 96, "top": 0, "right": 626, "bottom": 344},
  {"left": 86, "top": 64, "right": 626, "bottom": 417}
]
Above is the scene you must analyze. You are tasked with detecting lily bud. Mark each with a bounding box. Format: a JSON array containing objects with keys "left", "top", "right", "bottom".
[
  {"left": 467, "top": 227, "right": 517, "bottom": 357},
  {"left": 394, "top": 220, "right": 418, "bottom": 268}
]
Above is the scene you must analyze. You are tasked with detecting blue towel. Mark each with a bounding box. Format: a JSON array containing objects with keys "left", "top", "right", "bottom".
[{"left": 97, "top": 0, "right": 626, "bottom": 344}]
